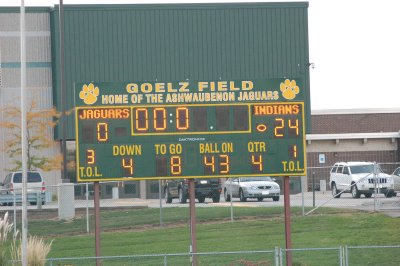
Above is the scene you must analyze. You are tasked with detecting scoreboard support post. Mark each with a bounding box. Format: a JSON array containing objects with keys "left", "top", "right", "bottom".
[
  {"left": 284, "top": 176, "right": 292, "bottom": 266},
  {"left": 189, "top": 179, "right": 198, "bottom": 266},
  {"left": 94, "top": 181, "right": 101, "bottom": 266}
]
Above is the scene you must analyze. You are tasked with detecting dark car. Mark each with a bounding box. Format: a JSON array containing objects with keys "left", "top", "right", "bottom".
[{"left": 164, "top": 178, "right": 222, "bottom": 203}]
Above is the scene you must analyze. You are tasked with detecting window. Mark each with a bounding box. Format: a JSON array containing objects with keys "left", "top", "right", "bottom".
[
  {"left": 343, "top": 167, "right": 349, "bottom": 175},
  {"left": 13, "top": 172, "right": 42, "bottom": 183},
  {"left": 350, "top": 165, "right": 374, "bottom": 174},
  {"left": 331, "top": 166, "right": 338, "bottom": 173},
  {"left": 337, "top": 166, "right": 343, "bottom": 174}
]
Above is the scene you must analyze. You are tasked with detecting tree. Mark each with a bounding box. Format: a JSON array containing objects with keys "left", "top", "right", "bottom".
[{"left": 0, "top": 100, "right": 63, "bottom": 172}]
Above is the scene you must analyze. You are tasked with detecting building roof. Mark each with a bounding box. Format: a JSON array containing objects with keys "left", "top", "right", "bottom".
[
  {"left": 307, "top": 132, "right": 400, "bottom": 141},
  {"left": 312, "top": 108, "right": 400, "bottom": 115},
  {"left": 311, "top": 109, "right": 400, "bottom": 134}
]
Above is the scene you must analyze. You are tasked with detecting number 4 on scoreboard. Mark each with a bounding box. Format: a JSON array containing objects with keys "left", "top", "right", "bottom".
[
  {"left": 251, "top": 154, "right": 263, "bottom": 172},
  {"left": 122, "top": 158, "right": 134, "bottom": 176}
]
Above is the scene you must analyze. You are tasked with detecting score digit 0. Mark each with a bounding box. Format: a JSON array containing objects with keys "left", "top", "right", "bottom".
[
  {"left": 97, "top": 122, "right": 109, "bottom": 142},
  {"left": 134, "top": 107, "right": 190, "bottom": 132}
]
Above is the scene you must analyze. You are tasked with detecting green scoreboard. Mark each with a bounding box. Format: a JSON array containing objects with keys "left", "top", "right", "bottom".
[{"left": 74, "top": 79, "right": 307, "bottom": 182}]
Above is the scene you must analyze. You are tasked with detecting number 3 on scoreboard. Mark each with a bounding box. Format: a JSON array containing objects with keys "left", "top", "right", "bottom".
[
  {"left": 122, "top": 158, "right": 134, "bottom": 176},
  {"left": 86, "top": 149, "right": 95, "bottom": 165}
]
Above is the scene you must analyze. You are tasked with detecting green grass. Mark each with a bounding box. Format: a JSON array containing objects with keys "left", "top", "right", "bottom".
[{"left": 6, "top": 207, "right": 400, "bottom": 265}]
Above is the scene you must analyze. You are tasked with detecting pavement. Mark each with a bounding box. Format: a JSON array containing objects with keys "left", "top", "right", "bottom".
[{"left": 1, "top": 191, "right": 399, "bottom": 217}]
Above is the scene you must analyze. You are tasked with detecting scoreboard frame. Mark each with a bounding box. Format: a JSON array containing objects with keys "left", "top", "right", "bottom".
[{"left": 74, "top": 79, "right": 307, "bottom": 182}]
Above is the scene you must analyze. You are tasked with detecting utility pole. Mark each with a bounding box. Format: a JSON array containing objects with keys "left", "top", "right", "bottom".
[{"left": 20, "top": 1, "right": 28, "bottom": 265}]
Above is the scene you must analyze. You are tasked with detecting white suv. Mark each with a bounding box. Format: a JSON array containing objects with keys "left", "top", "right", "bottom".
[
  {"left": 0, "top": 171, "right": 46, "bottom": 205},
  {"left": 329, "top": 162, "right": 395, "bottom": 198},
  {"left": 1, "top": 171, "right": 45, "bottom": 194}
]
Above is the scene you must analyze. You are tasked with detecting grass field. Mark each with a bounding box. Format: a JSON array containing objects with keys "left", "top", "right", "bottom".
[{"left": 4, "top": 207, "right": 400, "bottom": 265}]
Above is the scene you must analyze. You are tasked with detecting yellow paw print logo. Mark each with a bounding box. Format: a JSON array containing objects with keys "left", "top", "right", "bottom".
[
  {"left": 280, "top": 79, "right": 300, "bottom": 100},
  {"left": 79, "top": 83, "right": 99, "bottom": 105}
]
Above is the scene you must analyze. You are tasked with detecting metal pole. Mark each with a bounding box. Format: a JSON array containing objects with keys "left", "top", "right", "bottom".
[
  {"left": 312, "top": 171, "right": 315, "bottom": 207},
  {"left": 94, "top": 182, "right": 101, "bottom": 266},
  {"left": 230, "top": 179, "right": 233, "bottom": 221},
  {"left": 20, "top": 1, "right": 28, "bottom": 265},
  {"left": 373, "top": 162, "right": 378, "bottom": 211},
  {"left": 59, "top": 0, "right": 68, "bottom": 182},
  {"left": 301, "top": 176, "right": 304, "bottom": 216},
  {"left": 284, "top": 176, "right": 292, "bottom": 266},
  {"left": 189, "top": 179, "right": 197, "bottom": 266},
  {"left": 13, "top": 194, "right": 17, "bottom": 235},
  {"left": 86, "top": 183, "right": 89, "bottom": 233},
  {"left": 159, "top": 180, "right": 163, "bottom": 227}
]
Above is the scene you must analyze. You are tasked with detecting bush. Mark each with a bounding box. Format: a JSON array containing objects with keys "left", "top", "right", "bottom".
[
  {"left": 1, "top": 212, "right": 53, "bottom": 266},
  {"left": 0, "top": 212, "right": 13, "bottom": 265},
  {"left": 11, "top": 235, "right": 53, "bottom": 266}
]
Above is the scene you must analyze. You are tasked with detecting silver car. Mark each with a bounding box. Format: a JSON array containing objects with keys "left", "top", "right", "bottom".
[{"left": 224, "top": 176, "right": 280, "bottom": 202}]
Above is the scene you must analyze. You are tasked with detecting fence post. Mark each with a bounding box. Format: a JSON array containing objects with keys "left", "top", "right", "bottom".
[
  {"left": 37, "top": 192, "right": 42, "bottom": 210},
  {"left": 58, "top": 183, "right": 75, "bottom": 220},
  {"left": 13, "top": 193, "right": 17, "bottom": 236},
  {"left": 312, "top": 171, "right": 316, "bottom": 207},
  {"left": 274, "top": 247, "right": 280, "bottom": 266}
]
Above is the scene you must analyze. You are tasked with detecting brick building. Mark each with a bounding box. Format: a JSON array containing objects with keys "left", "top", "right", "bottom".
[{"left": 306, "top": 109, "right": 400, "bottom": 190}]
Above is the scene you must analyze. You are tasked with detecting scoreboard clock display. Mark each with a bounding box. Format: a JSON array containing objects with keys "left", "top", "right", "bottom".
[{"left": 75, "top": 79, "right": 307, "bottom": 181}]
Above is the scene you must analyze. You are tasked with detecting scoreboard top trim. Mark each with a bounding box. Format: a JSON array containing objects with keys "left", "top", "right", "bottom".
[{"left": 74, "top": 78, "right": 305, "bottom": 107}]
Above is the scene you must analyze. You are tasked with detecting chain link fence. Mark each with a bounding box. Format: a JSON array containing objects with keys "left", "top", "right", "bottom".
[
  {"left": 1, "top": 162, "right": 400, "bottom": 231},
  {"left": 1, "top": 162, "right": 400, "bottom": 265},
  {"left": 14, "top": 245, "right": 391, "bottom": 265}
]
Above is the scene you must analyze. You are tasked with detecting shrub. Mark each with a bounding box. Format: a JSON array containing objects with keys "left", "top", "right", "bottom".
[
  {"left": 0, "top": 212, "right": 13, "bottom": 265},
  {"left": 11, "top": 235, "right": 53, "bottom": 266},
  {"left": 1, "top": 211, "right": 53, "bottom": 266}
]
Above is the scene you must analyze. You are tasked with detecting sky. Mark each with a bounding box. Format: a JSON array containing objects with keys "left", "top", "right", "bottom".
[{"left": 2, "top": 0, "right": 400, "bottom": 110}]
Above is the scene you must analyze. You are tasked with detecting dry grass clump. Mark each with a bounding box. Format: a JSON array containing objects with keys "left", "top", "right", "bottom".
[
  {"left": 1, "top": 212, "right": 53, "bottom": 266},
  {"left": 0, "top": 212, "right": 14, "bottom": 265},
  {"left": 11, "top": 235, "right": 53, "bottom": 266}
]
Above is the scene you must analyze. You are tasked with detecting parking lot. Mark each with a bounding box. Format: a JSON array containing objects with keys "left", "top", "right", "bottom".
[{"left": 2, "top": 191, "right": 399, "bottom": 217}]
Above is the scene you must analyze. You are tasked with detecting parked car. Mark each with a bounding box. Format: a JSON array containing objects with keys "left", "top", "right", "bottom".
[
  {"left": 329, "top": 162, "right": 395, "bottom": 198},
  {"left": 163, "top": 178, "right": 222, "bottom": 203},
  {"left": 0, "top": 171, "right": 46, "bottom": 205},
  {"left": 223, "top": 176, "right": 280, "bottom": 202},
  {"left": 391, "top": 167, "right": 400, "bottom": 191}
]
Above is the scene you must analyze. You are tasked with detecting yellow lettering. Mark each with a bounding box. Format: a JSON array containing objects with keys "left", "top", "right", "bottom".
[
  {"left": 198, "top": 82, "right": 208, "bottom": 92},
  {"left": 242, "top": 81, "right": 253, "bottom": 91},
  {"left": 126, "top": 83, "right": 138, "bottom": 93},
  {"left": 113, "top": 145, "right": 142, "bottom": 156},
  {"left": 247, "top": 142, "right": 266, "bottom": 152},
  {"left": 179, "top": 82, "right": 189, "bottom": 92},
  {"left": 155, "top": 83, "right": 165, "bottom": 93},
  {"left": 217, "top": 81, "right": 228, "bottom": 91}
]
